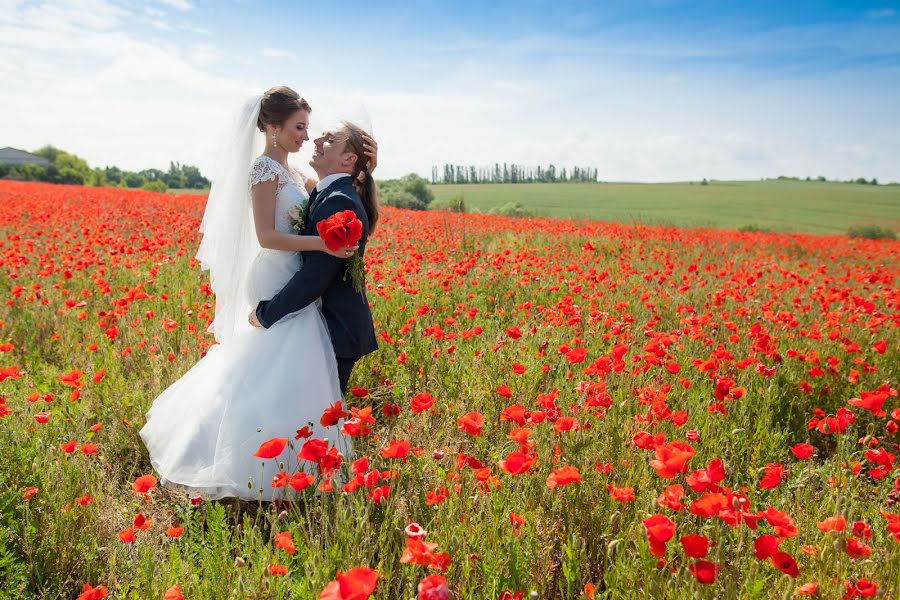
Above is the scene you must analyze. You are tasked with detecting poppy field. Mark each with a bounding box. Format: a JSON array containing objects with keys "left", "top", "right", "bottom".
[{"left": 0, "top": 179, "right": 898, "bottom": 599}]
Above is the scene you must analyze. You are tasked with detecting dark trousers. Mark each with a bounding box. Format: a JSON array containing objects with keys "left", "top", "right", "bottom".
[{"left": 336, "top": 357, "right": 357, "bottom": 396}]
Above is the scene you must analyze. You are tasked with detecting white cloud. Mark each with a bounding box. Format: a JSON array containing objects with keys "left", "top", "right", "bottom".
[
  {"left": 187, "top": 42, "right": 220, "bottom": 65},
  {"left": 182, "top": 24, "right": 210, "bottom": 35},
  {"left": 157, "top": 0, "right": 193, "bottom": 11},
  {"left": 144, "top": 6, "right": 165, "bottom": 18},
  {"left": 260, "top": 48, "right": 296, "bottom": 59}
]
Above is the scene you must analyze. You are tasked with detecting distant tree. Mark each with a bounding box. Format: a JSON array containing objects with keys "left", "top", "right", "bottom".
[
  {"left": 182, "top": 165, "right": 209, "bottom": 189},
  {"left": 104, "top": 166, "right": 124, "bottom": 185},
  {"left": 124, "top": 172, "right": 145, "bottom": 188}
]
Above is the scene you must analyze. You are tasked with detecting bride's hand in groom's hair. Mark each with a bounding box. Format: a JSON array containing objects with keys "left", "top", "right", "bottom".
[{"left": 361, "top": 133, "right": 378, "bottom": 172}]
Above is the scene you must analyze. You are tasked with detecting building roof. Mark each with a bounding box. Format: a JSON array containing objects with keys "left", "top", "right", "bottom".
[{"left": 0, "top": 147, "right": 50, "bottom": 166}]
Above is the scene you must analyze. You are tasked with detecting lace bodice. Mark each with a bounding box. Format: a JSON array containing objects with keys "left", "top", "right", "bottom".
[{"left": 249, "top": 155, "right": 309, "bottom": 233}]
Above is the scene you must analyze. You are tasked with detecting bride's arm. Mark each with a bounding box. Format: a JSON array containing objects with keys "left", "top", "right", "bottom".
[{"left": 251, "top": 179, "right": 356, "bottom": 256}]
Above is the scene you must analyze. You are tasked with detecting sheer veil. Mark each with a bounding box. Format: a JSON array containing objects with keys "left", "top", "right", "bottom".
[{"left": 195, "top": 95, "right": 265, "bottom": 344}]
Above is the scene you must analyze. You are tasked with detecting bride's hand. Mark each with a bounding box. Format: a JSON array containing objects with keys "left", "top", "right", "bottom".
[
  {"left": 361, "top": 133, "right": 378, "bottom": 172},
  {"left": 325, "top": 243, "right": 358, "bottom": 259}
]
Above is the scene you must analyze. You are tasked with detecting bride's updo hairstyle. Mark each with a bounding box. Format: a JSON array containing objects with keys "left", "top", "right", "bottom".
[
  {"left": 339, "top": 120, "right": 380, "bottom": 233},
  {"left": 257, "top": 86, "right": 311, "bottom": 132}
]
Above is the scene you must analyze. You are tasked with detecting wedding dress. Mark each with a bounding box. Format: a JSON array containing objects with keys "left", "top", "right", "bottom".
[{"left": 139, "top": 155, "right": 352, "bottom": 501}]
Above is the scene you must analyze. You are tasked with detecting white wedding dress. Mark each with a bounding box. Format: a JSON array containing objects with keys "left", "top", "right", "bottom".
[{"left": 139, "top": 156, "right": 352, "bottom": 501}]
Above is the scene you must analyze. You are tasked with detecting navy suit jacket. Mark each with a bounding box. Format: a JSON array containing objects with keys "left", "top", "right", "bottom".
[{"left": 255, "top": 175, "right": 378, "bottom": 360}]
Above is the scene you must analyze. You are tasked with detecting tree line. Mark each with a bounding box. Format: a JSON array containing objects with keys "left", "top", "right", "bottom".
[
  {"left": 431, "top": 163, "right": 600, "bottom": 184},
  {"left": 0, "top": 146, "right": 209, "bottom": 192}
]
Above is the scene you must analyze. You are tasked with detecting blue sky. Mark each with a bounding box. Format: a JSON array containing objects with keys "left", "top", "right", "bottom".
[{"left": 2, "top": 0, "right": 899, "bottom": 181}]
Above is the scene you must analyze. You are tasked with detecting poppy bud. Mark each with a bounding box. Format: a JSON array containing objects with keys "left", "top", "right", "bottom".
[{"left": 609, "top": 510, "right": 621, "bottom": 534}]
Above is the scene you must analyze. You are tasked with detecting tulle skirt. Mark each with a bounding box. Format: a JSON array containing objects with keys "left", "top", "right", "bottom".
[{"left": 139, "top": 249, "right": 351, "bottom": 501}]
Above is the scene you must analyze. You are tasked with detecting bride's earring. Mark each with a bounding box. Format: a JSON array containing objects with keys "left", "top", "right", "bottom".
[{"left": 271, "top": 130, "right": 279, "bottom": 149}]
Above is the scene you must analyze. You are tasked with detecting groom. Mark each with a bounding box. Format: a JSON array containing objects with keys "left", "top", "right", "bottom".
[{"left": 248, "top": 123, "right": 378, "bottom": 394}]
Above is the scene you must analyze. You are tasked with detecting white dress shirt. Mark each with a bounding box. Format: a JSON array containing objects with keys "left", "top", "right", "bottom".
[{"left": 315, "top": 172, "right": 351, "bottom": 193}]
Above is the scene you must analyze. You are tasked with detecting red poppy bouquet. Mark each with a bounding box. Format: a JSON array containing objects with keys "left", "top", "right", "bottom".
[{"left": 317, "top": 209, "right": 365, "bottom": 293}]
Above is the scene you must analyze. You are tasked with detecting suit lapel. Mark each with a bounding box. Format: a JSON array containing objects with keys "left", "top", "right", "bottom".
[{"left": 307, "top": 176, "right": 350, "bottom": 229}]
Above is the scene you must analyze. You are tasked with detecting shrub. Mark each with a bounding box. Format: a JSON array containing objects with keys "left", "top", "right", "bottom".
[
  {"left": 847, "top": 225, "right": 896, "bottom": 240},
  {"left": 429, "top": 195, "right": 467, "bottom": 213},
  {"left": 142, "top": 180, "right": 167, "bottom": 193},
  {"left": 381, "top": 190, "right": 428, "bottom": 211},
  {"left": 488, "top": 202, "right": 535, "bottom": 218},
  {"left": 737, "top": 224, "right": 771, "bottom": 233}
]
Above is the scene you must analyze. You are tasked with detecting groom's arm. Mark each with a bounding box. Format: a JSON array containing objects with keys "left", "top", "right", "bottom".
[{"left": 254, "top": 194, "right": 358, "bottom": 328}]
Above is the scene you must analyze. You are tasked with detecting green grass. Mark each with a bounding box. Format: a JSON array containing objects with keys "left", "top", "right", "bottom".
[
  {"left": 166, "top": 188, "right": 209, "bottom": 195},
  {"left": 428, "top": 180, "right": 900, "bottom": 234}
]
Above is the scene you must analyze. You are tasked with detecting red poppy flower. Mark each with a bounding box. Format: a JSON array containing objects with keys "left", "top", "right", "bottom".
[
  {"left": 118, "top": 528, "right": 135, "bottom": 543},
  {"left": 380, "top": 439, "right": 411, "bottom": 462},
  {"left": 642, "top": 514, "right": 676, "bottom": 558},
  {"left": 76, "top": 583, "right": 108, "bottom": 600},
  {"left": 274, "top": 531, "right": 296, "bottom": 555},
  {"left": 817, "top": 515, "right": 846, "bottom": 533},
  {"left": 132, "top": 474, "right": 157, "bottom": 495},
  {"left": 253, "top": 437, "right": 288, "bottom": 459},
  {"left": 164, "top": 585, "right": 184, "bottom": 600},
  {"left": 688, "top": 560, "right": 719, "bottom": 584},
  {"left": 546, "top": 465, "right": 581, "bottom": 488},
  {"left": 498, "top": 451, "right": 535, "bottom": 475},
  {"left": 680, "top": 534, "right": 710, "bottom": 558},
  {"left": 290, "top": 472, "right": 314, "bottom": 491},
  {"left": 417, "top": 574, "right": 450, "bottom": 600},
  {"left": 649, "top": 441, "right": 695, "bottom": 478},
  {"left": 790, "top": 443, "right": 814, "bottom": 459},
  {"left": 770, "top": 551, "right": 799, "bottom": 578},
  {"left": 321, "top": 401, "right": 348, "bottom": 426},
  {"left": 457, "top": 412, "right": 485, "bottom": 436},
  {"left": 759, "top": 463, "right": 786, "bottom": 489},
  {"left": 297, "top": 438, "right": 328, "bottom": 463},
  {"left": 411, "top": 393, "right": 435, "bottom": 413},
  {"left": 316, "top": 210, "right": 363, "bottom": 252},
  {"left": 607, "top": 484, "right": 635, "bottom": 502}
]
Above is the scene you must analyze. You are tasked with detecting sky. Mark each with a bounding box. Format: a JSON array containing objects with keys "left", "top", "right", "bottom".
[{"left": 2, "top": 0, "right": 900, "bottom": 182}]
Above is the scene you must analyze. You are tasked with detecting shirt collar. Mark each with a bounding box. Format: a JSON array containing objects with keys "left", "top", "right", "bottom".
[{"left": 315, "top": 172, "right": 351, "bottom": 193}]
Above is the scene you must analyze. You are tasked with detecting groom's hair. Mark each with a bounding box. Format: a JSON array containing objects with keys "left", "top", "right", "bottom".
[
  {"left": 340, "top": 121, "right": 380, "bottom": 233},
  {"left": 257, "top": 86, "right": 311, "bottom": 132}
]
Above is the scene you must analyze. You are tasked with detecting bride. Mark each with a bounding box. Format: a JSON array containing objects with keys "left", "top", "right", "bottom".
[{"left": 138, "top": 86, "right": 376, "bottom": 502}]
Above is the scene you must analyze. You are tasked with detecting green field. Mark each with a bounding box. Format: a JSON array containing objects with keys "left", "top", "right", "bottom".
[{"left": 429, "top": 180, "right": 900, "bottom": 234}]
